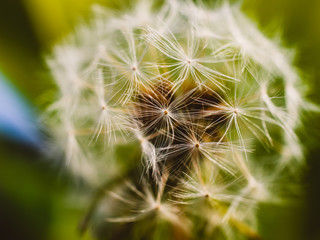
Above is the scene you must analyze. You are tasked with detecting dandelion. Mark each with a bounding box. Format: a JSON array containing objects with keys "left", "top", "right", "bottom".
[{"left": 45, "top": 0, "right": 310, "bottom": 239}]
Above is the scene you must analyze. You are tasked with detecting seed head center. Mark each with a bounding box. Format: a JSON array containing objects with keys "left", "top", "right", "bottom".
[{"left": 163, "top": 109, "right": 169, "bottom": 115}]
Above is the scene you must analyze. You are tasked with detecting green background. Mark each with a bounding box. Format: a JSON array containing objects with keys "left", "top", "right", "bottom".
[{"left": 0, "top": 0, "right": 319, "bottom": 239}]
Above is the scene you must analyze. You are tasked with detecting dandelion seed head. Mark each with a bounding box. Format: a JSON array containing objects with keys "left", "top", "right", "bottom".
[{"left": 45, "top": 0, "right": 310, "bottom": 239}]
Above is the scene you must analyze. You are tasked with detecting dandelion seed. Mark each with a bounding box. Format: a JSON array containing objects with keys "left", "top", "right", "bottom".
[{"left": 145, "top": 27, "right": 239, "bottom": 91}]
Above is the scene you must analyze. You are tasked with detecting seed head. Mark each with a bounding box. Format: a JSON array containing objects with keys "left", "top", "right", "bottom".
[{"left": 46, "top": 0, "right": 308, "bottom": 239}]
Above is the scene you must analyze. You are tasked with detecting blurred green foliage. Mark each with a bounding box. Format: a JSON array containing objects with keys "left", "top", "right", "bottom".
[{"left": 0, "top": 0, "right": 319, "bottom": 239}]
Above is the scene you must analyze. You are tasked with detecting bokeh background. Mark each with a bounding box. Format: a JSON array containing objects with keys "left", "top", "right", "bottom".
[{"left": 0, "top": 0, "right": 319, "bottom": 239}]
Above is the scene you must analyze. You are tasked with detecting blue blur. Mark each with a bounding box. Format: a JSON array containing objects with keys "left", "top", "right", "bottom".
[{"left": 0, "top": 72, "right": 42, "bottom": 149}]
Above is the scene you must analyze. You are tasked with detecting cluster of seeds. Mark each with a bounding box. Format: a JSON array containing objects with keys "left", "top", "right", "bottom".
[{"left": 46, "top": 1, "right": 305, "bottom": 239}]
